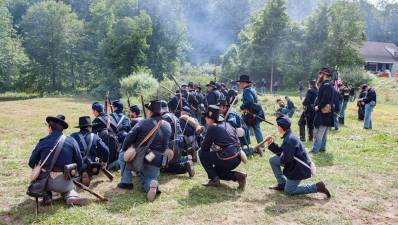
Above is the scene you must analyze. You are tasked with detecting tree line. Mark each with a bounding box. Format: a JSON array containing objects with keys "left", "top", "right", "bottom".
[{"left": 1, "top": 0, "right": 397, "bottom": 95}]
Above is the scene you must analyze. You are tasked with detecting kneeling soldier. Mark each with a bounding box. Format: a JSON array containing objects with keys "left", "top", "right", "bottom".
[
  {"left": 28, "top": 115, "right": 86, "bottom": 205},
  {"left": 70, "top": 116, "right": 109, "bottom": 187},
  {"left": 118, "top": 100, "right": 171, "bottom": 202},
  {"left": 265, "top": 116, "right": 331, "bottom": 198},
  {"left": 199, "top": 105, "right": 247, "bottom": 189}
]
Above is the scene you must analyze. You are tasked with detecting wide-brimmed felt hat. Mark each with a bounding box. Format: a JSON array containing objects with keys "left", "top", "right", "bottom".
[
  {"left": 236, "top": 74, "right": 252, "bottom": 83},
  {"left": 46, "top": 114, "right": 69, "bottom": 129},
  {"left": 75, "top": 116, "right": 92, "bottom": 128},
  {"left": 145, "top": 100, "right": 162, "bottom": 115}
]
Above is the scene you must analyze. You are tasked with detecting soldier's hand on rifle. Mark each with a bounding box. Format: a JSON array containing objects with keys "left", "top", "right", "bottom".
[
  {"left": 101, "top": 162, "right": 107, "bottom": 170},
  {"left": 314, "top": 106, "right": 319, "bottom": 111},
  {"left": 265, "top": 135, "right": 274, "bottom": 145}
]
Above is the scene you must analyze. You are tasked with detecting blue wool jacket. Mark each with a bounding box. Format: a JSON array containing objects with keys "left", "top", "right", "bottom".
[
  {"left": 240, "top": 86, "right": 258, "bottom": 110},
  {"left": 70, "top": 129, "right": 109, "bottom": 164},
  {"left": 111, "top": 110, "right": 132, "bottom": 143},
  {"left": 268, "top": 130, "right": 311, "bottom": 180},
  {"left": 364, "top": 88, "right": 377, "bottom": 104},
  {"left": 29, "top": 131, "right": 83, "bottom": 172},
  {"left": 122, "top": 116, "right": 171, "bottom": 168},
  {"left": 201, "top": 121, "right": 240, "bottom": 159},
  {"left": 314, "top": 80, "right": 334, "bottom": 127}
]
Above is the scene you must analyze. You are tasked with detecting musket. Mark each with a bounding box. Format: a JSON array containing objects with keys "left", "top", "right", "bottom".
[
  {"left": 253, "top": 133, "right": 277, "bottom": 153},
  {"left": 224, "top": 95, "right": 239, "bottom": 119},
  {"left": 101, "top": 167, "right": 114, "bottom": 181},
  {"left": 169, "top": 74, "right": 183, "bottom": 113},
  {"left": 73, "top": 180, "right": 107, "bottom": 202},
  {"left": 127, "top": 94, "right": 131, "bottom": 108},
  {"left": 244, "top": 110, "right": 274, "bottom": 126},
  {"left": 160, "top": 84, "right": 175, "bottom": 95},
  {"left": 140, "top": 95, "right": 147, "bottom": 119}
]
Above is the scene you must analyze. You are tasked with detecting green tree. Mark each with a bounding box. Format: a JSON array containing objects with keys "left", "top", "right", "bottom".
[
  {"left": 21, "top": 1, "right": 84, "bottom": 93},
  {"left": 326, "top": 0, "right": 365, "bottom": 68},
  {"left": 0, "top": 0, "right": 29, "bottom": 91}
]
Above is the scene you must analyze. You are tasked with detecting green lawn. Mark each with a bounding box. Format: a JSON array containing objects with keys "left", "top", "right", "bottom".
[{"left": 0, "top": 94, "right": 397, "bottom": 225}]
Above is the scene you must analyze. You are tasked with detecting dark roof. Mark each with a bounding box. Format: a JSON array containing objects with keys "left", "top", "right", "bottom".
[{"left": 359, "top": 41, "right": 398, "bottom": 64}]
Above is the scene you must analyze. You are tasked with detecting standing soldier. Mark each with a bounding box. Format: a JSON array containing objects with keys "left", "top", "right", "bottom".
[
  {"left": 285, "top": 96, "right": 296, "bottom": 118},
  {"left": 298, "top": 82, "right": 305, "bottom": 100},
  {"left": 339, "top": 84, "right": 351, "bottom": 125},
  {"left": 357, "top": 85, "right": 367, "bottom": 120},
  {"left": 260, "top": 78, "right": 266, "bottom": 95},
  {"left": 28, "top": 115, "right": 86, "bottom": 205},
  {"left": 199, "top": 105, "right": 247, "bottom": 189},
  {"left": 237, "top": 74, "right": 264, "bottom": 146},
  {"left": 118, "top": 100, "right": 172, "bottom": 201},
  {"left": 311, "top": 68, "right": 334, "bottom": 154},
  {"left": 128, "top": 105, "right": 143, "bottom": 128},
  {"left": 70, "top": 116, "right": 109, "bottom": 187},
  {"left": 298, "top": 80, "right": 318, "bottom": 142},
  {"left": 360, "top": 84, "right": 377, "bottom": 129}
]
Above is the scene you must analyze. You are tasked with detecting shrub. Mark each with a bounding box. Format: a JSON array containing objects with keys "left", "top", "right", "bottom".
[
  {"left": 339, "top": 66, "right": 373, "bottom": 88},
  {"left": 120, "top": 71, "right": 159, "bottom": 101}
]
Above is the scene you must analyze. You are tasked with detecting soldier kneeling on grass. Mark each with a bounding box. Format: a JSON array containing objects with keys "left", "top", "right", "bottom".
[
  {"left": 265, "top": 115, "right": 331, "bottom": 198},
  {"left": 28, "top": 115, "right": 87, "bottom": 205},
  {"left": 199, "top": 105, "right": 247, "bottom": 189},
  {"left": 118, "top": 100, "right": 171, "bottom": 202},
  {"left": 70, "top": 116, "right": 109, "bottom": 187}
]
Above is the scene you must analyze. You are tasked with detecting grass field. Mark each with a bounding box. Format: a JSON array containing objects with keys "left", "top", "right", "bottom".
[{"left": 0, "top": 92, "right": 397, "bottom": 225}]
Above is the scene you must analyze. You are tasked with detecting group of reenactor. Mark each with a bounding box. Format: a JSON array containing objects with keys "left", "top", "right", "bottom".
[{"left": 27, "top": 74, "right": 333, "bottom": 213}]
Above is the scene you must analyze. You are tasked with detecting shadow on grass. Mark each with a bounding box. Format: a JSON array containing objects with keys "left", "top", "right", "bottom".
[
  {"left": 0, "top": 196, "right": 85, "bottom": 224},
  {"left": 177, "top": 184, "right": 241, "bottom": 207},
  {"left": 248, "top": 192, "right": 331, "bottom": 216},
  {"left": 311, "top": 152, "right": 334, "bottom": 167}
]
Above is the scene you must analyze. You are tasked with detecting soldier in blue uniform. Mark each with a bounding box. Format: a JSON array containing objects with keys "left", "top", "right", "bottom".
[
  {"left": 311, "top": 68, "right": 334, "bottom": 154},
  {"left": 111, "top": 100, "right": 132, "bottom": 143},
  {"left": 28, "top": 115, "right": 86, "bottom": 205},
  {"left": 237, "top": 74, "right": 264, "bottom": 145},
  {"left": 206, "top": 81, "right": 222, "bottom": 107},
  {"left": 168, "top": 90, "right": 189, "bottom": 116},
  {"left": 161, "top": 103, "right": 195, "bottom": 177},
  {"left": 265, "top": 116, "right": 331, "bottom": 198},
  {"left": 70, "top": 116, "right": 109, "bottom": 186},
  {"left": 218, "top": 100, "right": 252, "bottom": 156},
  {"left": 285, "top": 96, "right": 296, "bottom": 118},
  {"left": 128, "top": 105, "right": 143, "bottom": 128},
  {"left": 360, "top": 84, "right": 377, "bottom": 129},
  {"left": 220, "top": 83, "right": 228, "bottom": 100},
  {"left": 117, "top": 100, "right": 172, "bottom": 201},
  {"left": 298, "top": 80, "right": 318, "bottom": 142},
  {"left": 357, "top": 85, "right": 367, "bottom": 120},
  {"left": 91, "top": 102, "right": 120, "bottom": 170},
  {"left": 199, "top": 105, "right": 247, "bottom": 189}
]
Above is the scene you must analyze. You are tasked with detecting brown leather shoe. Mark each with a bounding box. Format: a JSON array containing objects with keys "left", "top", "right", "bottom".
[
  {"left": 235, "top": 172, "right": 247, "bottom": 190},
  {"left": 66, "top": 198, "right": 90, "bottom": 206},
  {"left": 269, "top": 183, "right": 285, "bottom": 191},
  {"left": 82, "top": 172, "right": 90, "bottom": 187},
  {"left": 316, "top": 182, "right": 331, "bottom": 198},
  {"left": 202, "top": 177, "right": 221, "bottom": 187}
]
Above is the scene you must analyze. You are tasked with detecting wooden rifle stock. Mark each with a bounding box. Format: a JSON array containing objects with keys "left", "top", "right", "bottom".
[
  {"left": 101, "top": 167, "right": 114, "bottom": 181},
  {"left": 73, "top": 180, "right": 107, "bottom": 202},
  {"left": 141, "top": 95, "right": 147, "bottom": 119}
]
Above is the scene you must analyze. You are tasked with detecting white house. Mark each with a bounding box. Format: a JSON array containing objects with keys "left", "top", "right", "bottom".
[{"left": 359, "top": 41, "right": 398, "bottom": 76}]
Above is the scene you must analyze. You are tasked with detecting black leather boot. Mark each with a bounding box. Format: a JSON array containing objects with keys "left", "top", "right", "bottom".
[{"left": 299, "top": 125, "right": 306, "bottom": 142}]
